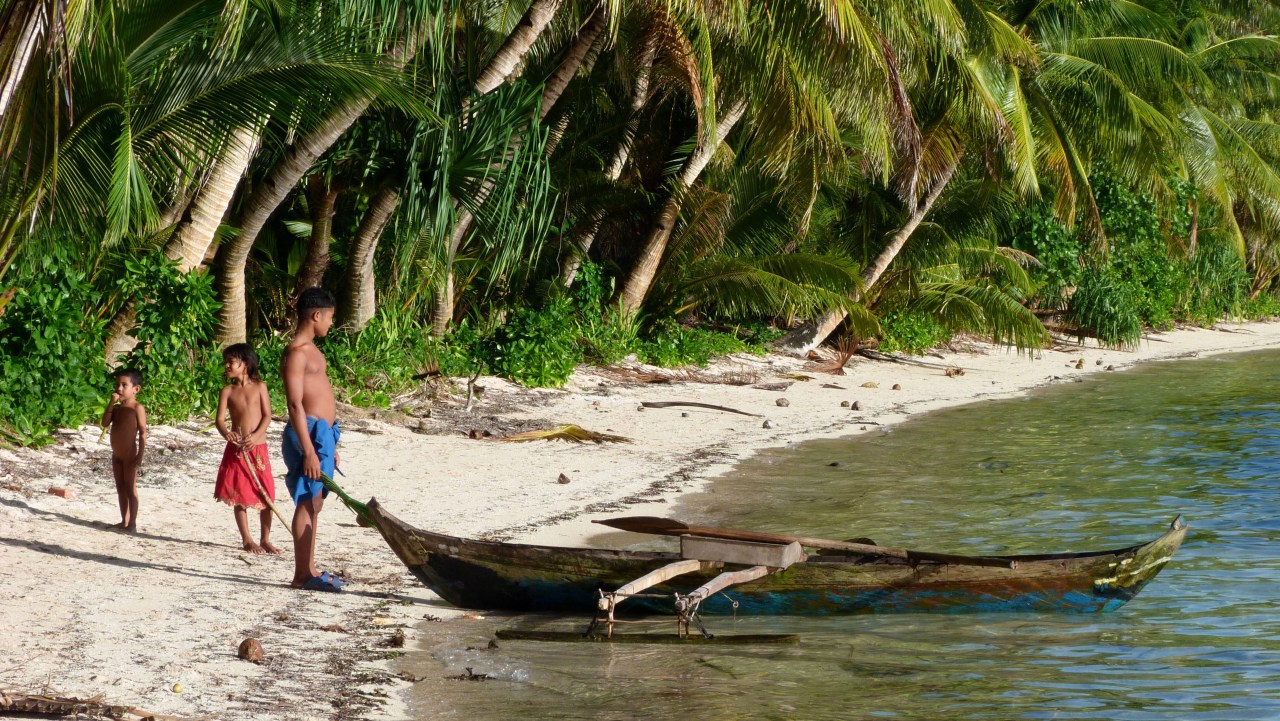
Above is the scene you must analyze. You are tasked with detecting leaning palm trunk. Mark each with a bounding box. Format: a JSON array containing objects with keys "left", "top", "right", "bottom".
[
  {"left": 428, "top": 0, "right": 574, "bottom": 336},
  {"left": 474, "top": 0, "right": 563, "bottom": 95},
  {"left": 215, "top": 97, "right": 374, "bottom": 344},
  {"left": 775, "top": 155, "right": 962, "bottom": 355},
  {"left": 105, "top": 126, "right": 261, "bottom": 362},
  {"left": 617, "top": 98, "right": 747, "bottom": 314},
  {"left": 539, "top": 6, "right": 605, "bottom": 119},
  {"left": 168, "top": 127, "right": 260, "bottom": 270},
  {"left": 560, "top": 28, "right": 656, "bottom": 288},
  {"left": 0, "top": 1, "right": 42, "bottom": 121},
  {"left": 340, "top": 186, "right": 399, "bottom": 330},
  {"left": 215, "top": 39, "right": 415, "bottom": 344},
  {"left": 295, "top": 176, "right": 338, "bottom": 294}
]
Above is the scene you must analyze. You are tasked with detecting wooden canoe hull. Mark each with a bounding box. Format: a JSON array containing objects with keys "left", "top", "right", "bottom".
[{"left": 366, "top": 500, "right": 1187, "bottom": 615}]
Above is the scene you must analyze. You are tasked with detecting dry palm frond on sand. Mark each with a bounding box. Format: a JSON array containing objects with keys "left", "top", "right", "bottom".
[
  {"left": 500, "top": 425, "right": 632, "bottom": 444},
  {"left": 0, "top": 691, "right": 185, "bottom": 720},
  {"left": 811, "top": 335, "right": 859, "bottom": 375}
]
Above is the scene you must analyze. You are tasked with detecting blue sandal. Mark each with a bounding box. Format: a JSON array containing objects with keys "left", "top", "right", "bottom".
[
  {"left": 302, "top": 575, "right": 344, "bottom": 593},
  {"left": 320, "top": 571, "right": 349, "bottom": 588}
]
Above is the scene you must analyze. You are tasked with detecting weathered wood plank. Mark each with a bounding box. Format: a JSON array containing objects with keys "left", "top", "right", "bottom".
[{"left": 680, "top": 536, "right": 804, "bottom": 568}]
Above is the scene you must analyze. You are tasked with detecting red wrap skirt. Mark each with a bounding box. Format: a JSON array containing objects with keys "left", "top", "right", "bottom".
[{"left": 214, "top": 442, "right": 275, "bottom": 509}]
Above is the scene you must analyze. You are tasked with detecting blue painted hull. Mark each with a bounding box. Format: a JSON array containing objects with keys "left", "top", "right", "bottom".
[{"left": 367, "top": 500, "right": 1186, "bottom": 615}]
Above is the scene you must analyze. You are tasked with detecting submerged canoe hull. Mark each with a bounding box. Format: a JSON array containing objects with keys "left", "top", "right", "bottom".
[{"left": 366, "top": 500, "right": 1186, "bottom": 615}]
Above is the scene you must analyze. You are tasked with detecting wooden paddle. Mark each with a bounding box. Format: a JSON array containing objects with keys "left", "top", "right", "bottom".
[
  {"left": 237, "top": 447, "right": 290, "bottom": 530},
  {"left": 593, "top": 516, "right": 1016, "bottom": 569}
]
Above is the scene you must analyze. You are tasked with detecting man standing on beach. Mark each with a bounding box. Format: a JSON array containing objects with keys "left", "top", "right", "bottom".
[{"left": 282, "top": 288, "right": 347, "bottom": 592}]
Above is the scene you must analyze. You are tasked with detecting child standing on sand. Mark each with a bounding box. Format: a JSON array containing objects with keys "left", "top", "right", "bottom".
[
  {"left": 214, "top": 343, "right": 280, "bottom": 555},
  {"left": 102, "top": 368, "right": 148, "bottom": 532},
  {"left": 282, "top": 287, "right": 347, "bottom": 592}
]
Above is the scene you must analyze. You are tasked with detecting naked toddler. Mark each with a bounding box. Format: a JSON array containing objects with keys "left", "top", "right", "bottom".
[{"left": 101, "top": 368, "right": 148, "bottom": 532}]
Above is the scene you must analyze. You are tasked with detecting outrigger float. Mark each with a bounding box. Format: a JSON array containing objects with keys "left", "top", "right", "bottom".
[{"left": 319, "top": 475, "right": 1187, "bottom": 641}]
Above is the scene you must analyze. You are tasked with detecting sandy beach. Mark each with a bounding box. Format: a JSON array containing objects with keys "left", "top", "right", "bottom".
[{"left": 4, "top": 322, "right": 1280, "bottom": 720}]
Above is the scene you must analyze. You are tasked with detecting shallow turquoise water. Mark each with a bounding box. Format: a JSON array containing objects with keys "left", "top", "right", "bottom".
[{"left": 405, "top": 350, "right": 1280, "bottom": 720}]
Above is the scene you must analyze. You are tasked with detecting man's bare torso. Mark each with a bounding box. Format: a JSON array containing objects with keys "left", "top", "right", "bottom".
[{"left": 284, "top": 341, "right": 335, "bottom": 423}]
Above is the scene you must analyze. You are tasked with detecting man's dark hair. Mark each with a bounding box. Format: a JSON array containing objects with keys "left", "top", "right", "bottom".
[
  {"left": 115, "top": 368, "right": 143, "bottom": 387},
  {"left": 297, "top": 287, "right": 336, "bottom": 316},
  {"left": 222, "top": 343, "right": 261, "bottom": 381}
]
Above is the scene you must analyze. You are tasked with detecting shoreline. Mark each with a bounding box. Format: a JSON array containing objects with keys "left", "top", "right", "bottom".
[{"left": 4, "top": 321, "right": 1280, "bottom": 720}]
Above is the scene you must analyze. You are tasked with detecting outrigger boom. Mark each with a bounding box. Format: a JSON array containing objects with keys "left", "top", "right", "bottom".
[{"left": 590, "top": 536, "right": 807, "bottom": 638}]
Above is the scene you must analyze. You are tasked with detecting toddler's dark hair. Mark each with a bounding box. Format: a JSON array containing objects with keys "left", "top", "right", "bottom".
[
  {"left": 115, "top": 368, "right": 142, "bottom": 387},
  {"left": 297, "top": 287, "right": 336, "bottom": 316},
  {"left": 222, "top": 343, "right": 261, "bottom": 381}
]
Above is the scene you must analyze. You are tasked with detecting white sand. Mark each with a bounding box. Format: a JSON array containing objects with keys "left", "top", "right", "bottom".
[{"left": 3, "top": 322, "right": 1280, "bottom": 720}]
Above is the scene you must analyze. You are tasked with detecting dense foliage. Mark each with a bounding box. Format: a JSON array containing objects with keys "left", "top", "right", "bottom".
[{"left": 3, "top": 0, "right": 1280, "bottom": 444}]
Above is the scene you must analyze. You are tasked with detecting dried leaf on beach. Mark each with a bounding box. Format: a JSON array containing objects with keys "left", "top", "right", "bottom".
[{"left": 500, "top": 425, "right": 633, "bottom": 444}]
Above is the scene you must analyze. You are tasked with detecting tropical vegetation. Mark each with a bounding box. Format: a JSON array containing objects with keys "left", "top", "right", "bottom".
[{"left": 2, "top": 0, "right": 1279, "bottom": 444}]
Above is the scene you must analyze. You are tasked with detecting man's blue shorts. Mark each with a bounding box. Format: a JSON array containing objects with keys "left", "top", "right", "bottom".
[{"left": 282, "top": 417, "right": 340, "bottom": 504}]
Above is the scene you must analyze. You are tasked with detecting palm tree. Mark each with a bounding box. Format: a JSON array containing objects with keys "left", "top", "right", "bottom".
[
  {"left": 0, "top": 0, "right": 421, "bottom": 269},
  {"left": 780, "top": 0, "right": 1203, "bottom": 353},
  {"left": 212, "top": 1, "right": 434, "bottom": 344},
  {"left": 613, "top": 0, "right": 974, "bottom": 316},
  {"left": 427, "top": 0, "right": 606, "bottom": 335},
  {"left": 617, "top": 97, "right": 747, "bottom": 313},
  {"left": 1169, "top": 2, "right": 1280, "bottom": 293},
  {"left": 557, "top": 23, "right": 657, "bottom": 287}
]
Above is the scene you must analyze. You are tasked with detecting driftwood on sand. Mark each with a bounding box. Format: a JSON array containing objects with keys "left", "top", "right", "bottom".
[
  {"left": 639, "top": 401, "right": 762, "bottom": 417},
  {"left": 0, "top": 691, "right": 187, "bottom": 720}
]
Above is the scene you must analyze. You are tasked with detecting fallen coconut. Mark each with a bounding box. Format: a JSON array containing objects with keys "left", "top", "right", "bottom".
[{"left": 238, "top": 638, "right": 264, "bottom": 663}]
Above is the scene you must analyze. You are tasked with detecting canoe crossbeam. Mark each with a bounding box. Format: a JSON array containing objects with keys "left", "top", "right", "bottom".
[
  {"left": 588, "top": 536, "right": 805, "bottom": 638},
  {"left": 590, "top": 559, "right": 722, "bottom": 638}
]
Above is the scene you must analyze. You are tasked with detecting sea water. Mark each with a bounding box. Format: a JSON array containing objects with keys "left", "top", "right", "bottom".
[{"left": 403, "top": 349, "right": 1280, "bottom": 720}]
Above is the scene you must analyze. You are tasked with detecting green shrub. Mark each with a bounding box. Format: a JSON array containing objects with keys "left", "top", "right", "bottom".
[
  {"left": 426, "top": 319, "right": 494, "bottom": 378},
  {"left": 638, "top": 319, "right": 757, "bottom": 367},
  {"left": 877, "top": 308, "right": 952, "bottom": 355},
  {"left": 572, "top": 263, "right": 641, "bottom": 364},
  {"left": 1243, "top": 292, "right": 1280, "bottom": 318},
  {"left": 492, "top": 297, "right": 582, "bottom": 387},
  {"left": 0, "top": 257, "right": 108, "bottom": 445},
  {"left": 117, "top": 253, "right": 224, "bottom": 423},
  {"left": 1011, "top": 206, "right": 1082, "bottom": 310},
  {"left": 1182, "top": 243, "right": 1249, "bottom": 324},
  {"left": 251, "top": 335, "right": 288, "bottom": 416},
  {"left": 1067, "top": 265, "right": 1142, "bottom": 348},
  {"left": 322, "top": 310, "right": 439, "bottom": 407}
]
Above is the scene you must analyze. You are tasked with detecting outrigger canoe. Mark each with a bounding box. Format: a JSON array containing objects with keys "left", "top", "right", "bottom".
[{"left": 358, "top": 497, "right": 1187, "bottom": 616}]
